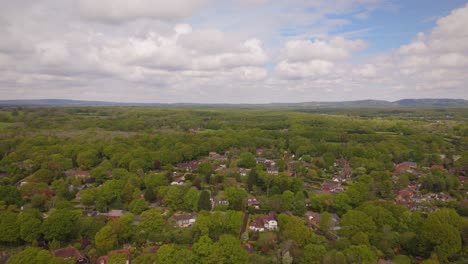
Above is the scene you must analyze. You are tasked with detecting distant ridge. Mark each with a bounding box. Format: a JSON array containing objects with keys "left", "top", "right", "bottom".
[{"left": 0, "top": 98, "right": 467, "bottom": 107}]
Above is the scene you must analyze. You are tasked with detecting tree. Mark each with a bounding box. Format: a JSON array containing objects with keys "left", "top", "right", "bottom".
[
  {"left": 77, "top": 150, "right": 99, "bottom": 170},
  {"left": 41, "top": 209, "right": 81, "bottom": 243},
  {"left": 193, "top": 235, "right": 214, "bottom": 262},
  {"left": 237, "top": 152, "right": 256, "bottom": 168},
  {"left": 7, "top": 247, "right": 60, "bottom": 264},
  {"left": 156, "top": 244, "right": 195, "bottom": 264},
  {"left": 129, "top": 198, "right": 148, "bottom": 215},
  {"left": 343, "top": 245, "right": 377, "bottom": 264},
  {"left": 183, "top": 187, "right": 199, "bottom": 211},
  {"left": 163, "top": 185, "right": 184, "bottom": 210},
  {"left": 225, "top": 187, "right": 247, "bottom": 211},
  {"left": 282, "top": 251, "right": 293, "bottom": 264},
  {"left": 247, "top": 169, "right": 258, "bottom": 192},
  {"left": 0, "top": 185, "right": 22, "bottom": 206},
  {"left": 278, "top": 214, "right": 319, "bottom": 247},
  {"left": 281, "top": 191, "right": 294, "bottom": 211},
  {"left": 144, "top": 187, "right": 156, "bottom": 203},
  {"left": 292, "top": 191, "right": 306, "bottom": 216},
  {"left": 17, "top": 209, "right": 42, "bottom": 243},
  {"left": 207, "top": 234, "right": 249, "bottom": 264},
  {"left": 137, "top": 208, "right": 165, "bottom": 242},
  {"left": 300, "top": 244, "right": 326, "bottom": 264},
  {"left": 80, "top": 188, "right": 96, "bottom": 207},
  {"left": 339, "top": 210, "right": 376, "bottom": 239},
  {"left": 198, "top": 190, "right": 212, "bottom": 211},
  {"left": 256, "top": 232, "right": 277, "bottom": 253},
  {"left": 421, "top": 209, "right": 463, "bottom": 261},
  {"left": 95, "top": 225, "right": 118, "bottom": 253},
  {"left": 319, "top": 212, "right": 333, "bottom": 235},
  {"left": 0, "top": 211, "right": 19, "bottom": 243},
  {"left": 198, "top": 162, "right": 213, "bottom": 183},
  {"left": 108, "top": 253, "right": 128, "bottom": 264}
]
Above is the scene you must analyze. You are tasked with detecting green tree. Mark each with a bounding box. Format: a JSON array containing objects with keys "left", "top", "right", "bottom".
[
  {"left": 7, "top": 247, "right": 60, "bottom": 264},
  {"left": 207, "top": 234, "right": 249, "bottom": 264},
  {"left": 237, "top": 152, "right": 256, "bottom": 168},
  {"left": 95, "top": 225, "right": 118, "bottom": 253},
  {"left": 129, "top": 198, "right": 148, "bottom": 215},
  {"left": 193, "top": 235, "right": 214, "bottom": 262},
  {"left": 343, "top": 245, "right": 377, "bottom": 264},
  {"left": 198, "top": 190, "right": 212, "bottom": 211},
  {"left": 198, "top": 162, "right": 213, "bottom": 183},
  {"left": 319, "top": 212, "right": 333, "bottom": 235},
  {"left": 421, "top": 209, "right": 463, "bottom": 261},
  {"left": 77, "top": 150, "right": 99, "bottom": 170},
  {"left": 108, "top": 253, "right": 128, "bottom": 264},
  {"left": 137, "top": 208, "right": 165, "bottom": 242},
  {"left": 0, "top": 210, "right": 19, "bottom": 243},
  {"left": 300, "top": 244, "right": 326, "bottom": 264},
  {"left": 0, "top": 185, "right": 22, "bottom": 206},
  {"left": 281, "top": 191, "right": 294, "bottom": 211},
  {"left": 278, "top": 214, "right": 320, "bottom": 247},
  {"left": 183, "top": 187, "right": 199, "bottom": 211},
  {"left": 339, "top": 210, "right": 376, "bottom": 239},
  {"left": 41, "top": 209, "right": 81, "bottom": 243},
  {"left": 225, "top": 187, "right": 247, "bottom": 211},
  {"left": 156, "top": 244, "right": 195, "bottom": 264},
  {"left": 17, "top": 209, "right": 42, "bottom": 243}
]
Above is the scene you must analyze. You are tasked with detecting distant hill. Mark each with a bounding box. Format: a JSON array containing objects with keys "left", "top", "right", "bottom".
[
  {"left": 0, "top": 98, "right": 467, "bottom": 107},
  {"left": 394, "top": 99, "right": 468, "bottom": 107}
]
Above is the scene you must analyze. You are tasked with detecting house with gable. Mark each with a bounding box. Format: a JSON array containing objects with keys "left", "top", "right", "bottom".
[
  {"left": 52, "top": 247, "right": 89, "bottom": 264},
  {"left": 249, "top": 214, "right": 278, "bottom": 232}
]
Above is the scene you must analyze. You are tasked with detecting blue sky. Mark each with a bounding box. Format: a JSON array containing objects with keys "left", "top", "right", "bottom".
[{"left": 0, "top": 0, "right": 467, "bottom": 103}]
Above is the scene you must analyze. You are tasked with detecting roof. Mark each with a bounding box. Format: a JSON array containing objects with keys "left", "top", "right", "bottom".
[
  {"left": 173, "top": 213, "right": 197, "bottom": 221},
  {"left": 321, "top": 181, "right": 340, "bottom": 188},
  {"left": 52, "top": 247, "right": 85, "bottom": 260},
  {"left": 107, "top": 210, "right": 125, "bottom": 217},
  {"left": 430, "top": 164, "right": 445, "bottom": 170}
]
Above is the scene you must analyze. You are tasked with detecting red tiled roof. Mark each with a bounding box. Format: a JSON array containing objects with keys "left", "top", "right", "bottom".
[{"left": 52, "top": 247, "right": 85, "bottom": 260}]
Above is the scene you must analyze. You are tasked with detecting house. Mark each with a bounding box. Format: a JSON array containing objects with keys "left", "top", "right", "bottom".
[
  {"left": 305, "top": 211, "right": 321, "bottom": 225},
  {"left": 82, "top": 209, "right": 97, "bottom": 217},
  {"left": 458, "top": 176, "right": 467, "bottom": 185},
  {"left": 321, "top": 181, "right": 343, "bottom": 193},
  {"left": 176, "top": 160, "right": 201, "bottom": 172},
  {"left": 171, "top": 176, "right": 185, "bottom": 186},
  {"left": 394, "top": 162, "right": 417, "bottom": 174},
  {"left": 335, "top": 158, "right": 352, "bottom": 179},
  {"left": 266, "top": 167, "right": 279, "bottom": 175},
  {"left": 52, "top": 247, "right": 89, "bottom": 264},
  {"left": 247, "top": 197, "right": 260, "bottom": 209},
  {"left": 209, "top": 152, "right": 227, "bottom": 161},
  {"left": 97, "top": 249, "right": 131, "bottom": 264},
  {"left": 100, "top": 210, "right": 126, "bottom": 220},
  {"left": 239, "top": 168, "right": 251, "bottom": 176},
  {"left": 172, "top": 213, "right": 197, "bottom": 227},
  {"left": 396, "top": 189, "right": 414, "bottom": 205},
  {"left": 249, "top": 214, "right": 278, "bottom": 232},
  {"left": 430, "top": 164, "right": 446, "bottom": 171},
  {"left": 256, "top": 158, "right": 267, "bottom": 164},
  {"left": 264, "top": 160, "right": 276, "bottom": 167}
]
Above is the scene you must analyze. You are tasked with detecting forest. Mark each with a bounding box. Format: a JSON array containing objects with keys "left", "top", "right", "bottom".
[{"left": 0, "top": 106, "right": 467, "bottom": 264}]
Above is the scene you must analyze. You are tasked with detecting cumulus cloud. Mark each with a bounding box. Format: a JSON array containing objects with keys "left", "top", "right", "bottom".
[
  {"left": 276, "top": 36, "right": 366, "bottom": 79},
  {"left": 78, "top": 0, "right": 210, "bottom": 22},
  {"left": 0, "top": 1, "right": 467, "bottom": 103}
]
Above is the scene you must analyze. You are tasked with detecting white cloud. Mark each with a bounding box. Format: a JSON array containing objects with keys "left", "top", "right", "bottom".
[
  {"left": 0, "top": 1, "right": 467, "bottom": 103},
  {"left": 78, "top": 0, "right": 210, "bottom": 22},
  {"left": 276, "top": 60, "right": 334, "bottom": 79}
]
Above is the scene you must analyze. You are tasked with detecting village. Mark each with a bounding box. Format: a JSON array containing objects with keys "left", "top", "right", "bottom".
[{"left": 22, "top": 148, "right": 465, "bottom": 264}]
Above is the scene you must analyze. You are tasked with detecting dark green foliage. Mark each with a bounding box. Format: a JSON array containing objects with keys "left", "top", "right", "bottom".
[{"left": 198, "top": 190, "right": 212, "bottom": 211}]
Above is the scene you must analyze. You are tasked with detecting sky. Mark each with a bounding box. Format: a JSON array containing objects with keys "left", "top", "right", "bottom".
[{"left": 0, "top": 0, "right": 467, "bottom": 103}]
